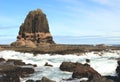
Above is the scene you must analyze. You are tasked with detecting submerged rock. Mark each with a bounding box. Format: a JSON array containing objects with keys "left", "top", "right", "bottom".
[
  {"left": 44, "top": 62, "right": 53, "bottom": 67},
  {"left": 26, "top": 76, "right": 56, "bottom": 82},
  {"left": 0, "top": 58, "right": 5, "bottom": 62},
  {"left": 90, "top": 76, "right": 115, "bottom": 82},
  {"left": 40, "top": 77, "right": 56, "bottom": 82},
  {"left": 11, "top": 9, "right": 55, "bottom": 47}
]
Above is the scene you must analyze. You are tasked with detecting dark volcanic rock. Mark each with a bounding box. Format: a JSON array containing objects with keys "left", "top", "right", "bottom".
[
  {"left": 60, "top": 62, "right": 101, "bottom": 80},
  {"left": 116, "top": 60, "right": 120, "bottom": 78},
  {"left": 0, "top": 65, "right": 20, "bottom": 82},
  {"left": 40, "top": 77, "right": 55, "bottom": 82},
  {"left": 6, "top": 59, "right": 25, "bottom": 65},
  {"left": 26, "top": 77, "right": 56, "bottom": 82},
  {"left": 11, "top": 9, "right": 55, "bottom": 47},
  {"left": 44, "top": 62, "right": 53, "bottom": 67},
  {"left": 116, "top": 60, "right": 120, "bottom": 82},
  {"left": 0, "top": 73, "right": 20, "bottom": 82},
  {"left": 90, "top": 76, "right": 115, "bottom": 82},
  {"left": 60, "top": 62, "right": 83, "bottom": 72},
  {"left": 0, "top": 58, "right": 36, "bottom": 82},
  {"left": 26, "top": 79, "right": 35, "bottom": 82},
  {"left": 20, "top": 67, "right": 35, "bottom": 77},
  {"left": 0, "top": 58, "right": 5, "bottom": 62}
]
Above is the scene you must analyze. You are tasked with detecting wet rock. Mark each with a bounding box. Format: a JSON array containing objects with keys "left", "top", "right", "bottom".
[
  {"left": 27, "top": 63, "right": 37, "bottom": 67},
  {"left": 105, "top": 76, "right": 120, "bottom": 82},
  {"left": 60, "top": 62, "right": 101, "bottom": 80},
  {"left": 35, "top": 80, "right": 41, "bottom": 82},
  {"left": 0, "top": 65, "right": 21, "bottom": 82},
  {"left": 26, "top": 77, "right": 56, "bottom": 82},
  {"left": 6, "top": 59, "right": 25, "bottom": 65},
  {"left": 44, "top": 62, "right": 53, "bottom": 67},
  {"left": 60, "top": 62, "right": 83, "bottom": 72},
  {"left": 19, "top": 66, "right": 35, "bottom": 77},
  {"left": 0, "top": 58, "right": 35, "bottom": 79},
  {"left": 86, "top": 59, "right": 90, "bottom": 63},
  {"left": 40, "top": 77, "right": 55, "bottom": 82},
  {"left": 116, "top": 60, "right": 120, "bottom": 77},
  {"left": 26, "top": 79, "right": 35, "bottom": 82},
  {"left": 0, "top": 58, "right": 5, "bottom": 62},
  {"left": 90, "top": 76, "right": 115, "bottom": 82},
  {"left": 72, "top": 66, "right": 101, "bottom": 80},
  {"left": 0, "top": 73, "right": 20, "bottom": 82}
]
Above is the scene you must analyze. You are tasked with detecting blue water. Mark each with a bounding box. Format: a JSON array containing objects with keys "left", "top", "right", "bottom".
[
  {"left": 53, "top": 36, "right": 120, "bottom": 45},
  {"left": 0, "top": 35, "right": 120, "bottom": 45}
]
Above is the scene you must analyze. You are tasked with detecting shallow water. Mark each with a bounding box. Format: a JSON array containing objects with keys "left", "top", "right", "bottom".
[{"left": 0, "top": 50, "right": 120, "bottom": 82}]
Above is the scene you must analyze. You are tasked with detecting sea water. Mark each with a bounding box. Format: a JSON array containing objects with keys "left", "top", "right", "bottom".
[
  {"left": 1, "top": 36, "right": 120, "bottom": 45},
  {"left": 0, "top": 50, "right": 120, "bottom": 82}
]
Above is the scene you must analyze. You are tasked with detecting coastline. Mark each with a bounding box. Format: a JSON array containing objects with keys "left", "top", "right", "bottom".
[
  {"left": 0, "top": 44, "right": 120, "bottom": 82},
  {"left": 0, "top": 44, "right": 120, "bottom": 55}
]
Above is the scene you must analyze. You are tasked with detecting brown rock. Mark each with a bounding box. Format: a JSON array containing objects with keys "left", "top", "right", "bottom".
[
  {"left": 6, "top": 59, "right": 25, "bottom": 65},
  {"left": 19, "top": 67, "right": 35, "bottom": 77},
  {"left": 60, "top": 62, "right": 101, "bottom": 80},
  {"left": 40, "top": 77, "right": 56, "bottom": 82},
  {"left": 44, "top": 62, "right": 53, "bottom": 67},
  {"left": 116, "top": 60, "right": 120, "bottom": 78},
  {"left": 0, "top": 58, "right": 5, "bottom": 62},
  {"left": 60, "top": 62, "right": 83, "bottom": 72},
  {"left": 0, "top": 73, "right": 20, "bottom": 82},
  {"left": 11, "top": 9, "right": 55, "bottom": 47}
]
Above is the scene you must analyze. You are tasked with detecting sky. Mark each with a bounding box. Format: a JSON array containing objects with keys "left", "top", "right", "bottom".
[{"left": 0, "top": 0, "right": 120, "bottom": 44}]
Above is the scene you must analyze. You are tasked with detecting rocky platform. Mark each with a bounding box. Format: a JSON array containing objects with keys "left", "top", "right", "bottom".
[
  {"left": 0, "top": 44, "right": 120, "bottom": 55},
  {"left": 0, "top": 58, "right": 36, "bottom": 82}
]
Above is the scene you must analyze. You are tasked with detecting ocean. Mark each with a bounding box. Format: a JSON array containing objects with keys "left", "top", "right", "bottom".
[
  {"left": 0, "top": 36, "right": 120, "bottom": 45},
  {"left": 0, "top": 50, "right": 120, "bottom": 82}
]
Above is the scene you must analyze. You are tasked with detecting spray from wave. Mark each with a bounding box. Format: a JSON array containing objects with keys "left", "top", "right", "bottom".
[{"left": 0, "top": 50, "right": 120, "bottom": 82}]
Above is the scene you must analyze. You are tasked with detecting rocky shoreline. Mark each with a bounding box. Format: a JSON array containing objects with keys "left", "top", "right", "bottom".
[
  {"left": 0, "top": 44, "right": 120, "bottom": 55},
  {"left": 0, "top": 45, "right": 120, "bottom": 82},
  {"left": 0, "top": 8, "right": 120, "bottom": 82},
  {"left": 0, "top": 56, "right": 120, "bottom": 82}
]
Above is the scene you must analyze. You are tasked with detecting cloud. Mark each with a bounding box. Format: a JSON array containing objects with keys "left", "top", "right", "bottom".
[
  {"left": 91, "top": 0, "right": 109, "bottom": 4},
  {"left": 52, "top": 0, "right": 120, "bottom": 36},
  {"left": 91, "top": 0, "right": 120, "bottom": 9}
]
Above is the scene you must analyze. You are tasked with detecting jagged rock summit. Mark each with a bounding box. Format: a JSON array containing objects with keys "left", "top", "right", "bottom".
[{"left": 11, "top": 9, "right": 55, "bottom": 48}]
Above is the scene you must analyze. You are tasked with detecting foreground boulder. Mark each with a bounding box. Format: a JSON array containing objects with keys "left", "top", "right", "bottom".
[
  {"left": 0, "top": 58, "right": 36, "bottom": 82},
  {"left": 90, "top": 76, "right": 115, "bottom": 82},
  {"left": 40, "top": 77, "right": 55, "bottom": 82},
  {"left": 60, "top": 62, "right": 101, "bottom": 80},
  {"left": 116, "top": 60, "right": 120, "bottom": 77},
  {"left": 0, "top": 65, "right": 20, "bottom": 82},
  {"left": 11, "top": 9, "right": 55, "bottom": 47},
  {"left": 26, "top": 77, "right": 56, "bottom": 82},
  {"left": 0, "top": 73, "right": 20, "bottom": 82}
]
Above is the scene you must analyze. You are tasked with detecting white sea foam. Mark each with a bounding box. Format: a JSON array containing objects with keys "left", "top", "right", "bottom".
[{"left": 0, "top": 50, "right": 120, "bottom": 82}]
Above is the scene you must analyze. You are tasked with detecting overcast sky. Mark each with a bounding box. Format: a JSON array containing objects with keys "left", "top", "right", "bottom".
[{"left": 0, "top": 0, "right": 120, "bottom": 44}]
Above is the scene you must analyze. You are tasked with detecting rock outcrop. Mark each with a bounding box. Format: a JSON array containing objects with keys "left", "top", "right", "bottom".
[
  {"left": 0, "top": 58, "right": 35, "bottom": 82},
  {"left": 26, "top": 77, "right": 56, "bottom": 82},
  {"left": 60, "top": 62, "right": 101, "bottom": 80},
  {"left": 11, "top": 9, "right": 55, "bottom": 47}
]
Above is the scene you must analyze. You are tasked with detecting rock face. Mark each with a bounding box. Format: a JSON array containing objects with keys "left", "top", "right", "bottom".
[
  {"left": 0, "top": 58, "right": 35, "bottom": 82},
  {"left": 11, "top": 9, "right": 55, "bottom": 47},
  {"left": 60, "top": 62, "right": 101, "bottom": 80},
  {"left": 26, "top": 77, "right": 56, "bottom": 82}
]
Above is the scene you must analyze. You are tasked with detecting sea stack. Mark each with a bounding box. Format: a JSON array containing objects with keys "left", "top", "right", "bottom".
[{"left": 11, "top": 9, "right": 55, "bottom": 47}]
